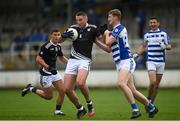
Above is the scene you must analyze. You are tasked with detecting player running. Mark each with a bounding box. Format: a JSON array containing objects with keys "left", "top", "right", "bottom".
[
  {"left": 134, "top": 17, "right": 171, "bottom": 103},
  {"left": 21, "top": 29, "right": 68, "bottom": 116},
  {"left": 62, "top": 11, "right": 111, "bottom": 119},
  {"left": 100, "top": 9, "right": 158, "bottom": 119}
]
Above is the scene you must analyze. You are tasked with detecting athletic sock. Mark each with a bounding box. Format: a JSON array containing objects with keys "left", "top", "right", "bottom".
[
  {"left": 30, "top": 87, "right": 37, "bottom": 93},
  {"left": 87, "top": 100, "right": 92, "bottom": 105},
  {"left": 56, "top": 105, "right": 61, "bottom": 111},
  {"left": 147, "top": 102, "right": 155, "bottom": 112},
  {"left": 131, "top": 103, "right": 139, "bottom": 111},
  {"left": 78, "top": 105, "right": 84, "bottom": 111}
]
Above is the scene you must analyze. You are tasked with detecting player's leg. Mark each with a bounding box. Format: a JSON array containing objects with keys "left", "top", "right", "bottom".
[
  {"left": 22, "top": 75, "right": 54, "bottom": 100},
  {"left": 35, "top": 87, "right": 53, "bottom": 99},
  {"left": 150, "top": 63, "right": 165, "bottom": 103},
  {"left": 64, "top": 73, "right": 86, "bottom": 119},
  {"left": 76, "top": 69, "right": 89, "bottom": 101},
  {"left": 118, "top": 69, "right": 135, "bottom": 103},
  {"left": 64, "top": 59, "right": 87, "bottom": 119},
  {"left": 22, "top": 83, "right": 53, "bottom": 99},
  {"left": 147, "top": 70, "right": 156, "bottom": 102},
  {"left": 64, "top": 74, "right": 78, "bottom": 106},
  {"left": 76, "top": 68, "right": 95, "bottom": 117},
  {"left": 150, "top": 73, "right": 163, "bottom": 103},
  {"left": 128, "top": 75, "right": 148, "bottom": 105},
  {"left": 118, "top": 69, "right": 141, "bottom": 119},
  {"left": 53, "top": 80, "right": 65, "bottom": 116},
  {"left": 128, "top": 75, "right": 158, "bottom": 118},
  {"left": 117, "top": 59, "right": 141, "bottom": 119},
  {"left": 146, "top": 62, "right": 157, "bottom": 102}
]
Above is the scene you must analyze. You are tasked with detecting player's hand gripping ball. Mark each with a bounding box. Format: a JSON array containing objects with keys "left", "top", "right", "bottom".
[{"left": 66, "top": 28, "right": 78, "bottom": 40}]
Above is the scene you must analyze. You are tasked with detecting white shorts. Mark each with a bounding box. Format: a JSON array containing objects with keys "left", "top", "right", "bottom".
[
  {"left": 37, "top": 71, "right": 62, "bottom": 88},
  {"left": 65, "top": 59, "right": 91, "bottom": 75},
  {"left": 146, "top": 61, "right": 165, "bottom": 74},
  {"left": 116, "top": 58, "right": 136, "bottom": 73}
]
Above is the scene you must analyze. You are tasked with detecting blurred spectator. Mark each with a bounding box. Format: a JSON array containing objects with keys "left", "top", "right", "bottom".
[
  {"left": 12, "top": 31, "right": 29, "bottom": 60},
  {"left": 73, "top": 0, "right": 86, "bottom": 11},
  {"left": 30, "top": 28, "right": 48, "bottom": 42},
  {"left": 0, "top": 32, "right": 3, "bottom": 52},
  {"left": 30, "top": 29, "right": 42, "bottom": 42},
  {"left": 42, "top": 0, "right": 54, "bottom": 18},
  {"left": 136, "top": 9, "right": 146, "bottom": 39},
  {"left": 13, "top": 32, "right": 25, "bottom": 51},
  {"left": 0, "top": 45, "right": 3, "bottom": 52},
  {"left": 88, "top": 8, "right": 100, "bottom": 26},
  {"left": 40, "top": 28, "right": 48, "bottom": 42},
  {"left": 127, "top": 0, "right": 140, "bottom": 17},
  {"left": 29, "top": 28, "right": 48, "bottom": 52}
]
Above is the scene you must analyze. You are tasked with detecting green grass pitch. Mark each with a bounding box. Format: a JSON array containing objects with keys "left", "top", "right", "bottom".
[{"left": 0, "top": 88, "right": 180, "bottom": 120}]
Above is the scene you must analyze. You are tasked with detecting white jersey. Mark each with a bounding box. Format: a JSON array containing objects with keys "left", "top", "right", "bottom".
[
  {"left": 144, "top": 28, "right": 170, "bottom": 63},
  {"left": 111, "top": 24, "right": 132, "bottom": 64}
]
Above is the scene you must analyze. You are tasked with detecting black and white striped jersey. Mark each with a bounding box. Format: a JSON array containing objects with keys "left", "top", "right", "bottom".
[{"left": 70, "top": 24, "right": 100, "bottom": 60}]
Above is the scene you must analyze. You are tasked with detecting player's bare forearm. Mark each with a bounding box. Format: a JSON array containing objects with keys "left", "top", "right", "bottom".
[
  {"left": 104, "top": 30, "right": 116, "bottom": 46},
  {"left": 95, "top": 38, "right": 111, "bottom": 53},
  {"left": 59, "top": 56, "right": 68, "bottom": 64},
  {"left": 36, "top": 55, "right": 49, "bottom": 69}
]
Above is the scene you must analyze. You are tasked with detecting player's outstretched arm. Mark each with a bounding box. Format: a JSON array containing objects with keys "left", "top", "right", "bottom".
[{"left": 95, "top": 38, "right": 111, "bottom": 53}]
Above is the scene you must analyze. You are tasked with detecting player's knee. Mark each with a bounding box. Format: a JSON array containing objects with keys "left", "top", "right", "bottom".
[
  {"left": 117, "top": 81, "right": 126, "bottom": 89},
  {"left": 77, "top": 81, "right": 85, "bottom": 88},
  {"left": 65, "top": 87, "right": 72, "bottom": 94}
]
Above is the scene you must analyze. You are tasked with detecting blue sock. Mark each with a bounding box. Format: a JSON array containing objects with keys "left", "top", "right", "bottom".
[
  {"left": 131, "top": 103, "right": 139, "bottom": 111},
  {"left": 147, "top": 103, "right": 155, "bottom": 112}
]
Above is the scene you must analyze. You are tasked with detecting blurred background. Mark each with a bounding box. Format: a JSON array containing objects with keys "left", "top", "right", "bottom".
[
  {"left": 1, "top": 1, "right": 180, "bottom": 119},
  {"left": 0, "top": 0, "right": 180, "bottom": 87}
]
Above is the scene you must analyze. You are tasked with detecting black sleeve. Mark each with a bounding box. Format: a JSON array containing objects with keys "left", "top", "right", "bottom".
[
  {"left": 38, "top": 45, "right": 47, "bottom": 57},
  {"left": 95, "top": 27, "right": 101, "bottom": 37},
  {"left": 58, "top": 46, "right": 63, "bottom": 57}
]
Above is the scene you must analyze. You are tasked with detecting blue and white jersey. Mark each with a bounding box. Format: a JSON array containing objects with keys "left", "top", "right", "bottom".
[
  {"left": 111, "top": 24, "right": 132, "bottom": 64},
  {"left": 144, "top": 28, "right": 170, "bottom": 63}
]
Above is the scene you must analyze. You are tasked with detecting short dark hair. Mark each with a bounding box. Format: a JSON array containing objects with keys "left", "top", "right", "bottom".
[
  {"left": 108, "top": 9, "right": 121, "bottom": 20},
  {"left": 149, "top": 17, "right": 159, "bottom": 22},
  {"left": 50, "top": 29, "right": 59, "bottom": 34},
  {"left": 75, "top": 11, "right": 87, "bottom": 16}
]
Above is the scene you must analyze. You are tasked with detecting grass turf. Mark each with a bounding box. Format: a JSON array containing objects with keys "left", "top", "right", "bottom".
[{"left": 0, "top": 88, "right": 180, "bottom": 120}]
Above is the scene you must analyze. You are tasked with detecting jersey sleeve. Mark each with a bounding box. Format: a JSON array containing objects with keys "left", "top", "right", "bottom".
[
  {"left": 39, "top": 45, "right": 47, "bottom": 57},
  {"left": 164, "top": 32, "right": 170, "bottom": 45},
  {"left": 143, "top": 33, "right": 148, "bottom": 46},
  {"left": 94, "top": 27, "right": 101, "bottom": 37},
  {"left": 58, "top": 45, "right": 63, "bottom": 57},
  {"left": 111, "top": 28, "right": 119, "bottom": 39}
]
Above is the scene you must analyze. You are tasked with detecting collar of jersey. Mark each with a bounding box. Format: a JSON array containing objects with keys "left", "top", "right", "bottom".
[
  {"left": 50, "top": 40, "right": 58, "bottom": 46},
  {"left": 77, "top": 23, "right": 89, "bottom": 29},
  {"left": 150, "top": 28, "right": 160, "bottom": 32},
  {"left": 113, "top": 24, "right": 121, "bottom": 29}
]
